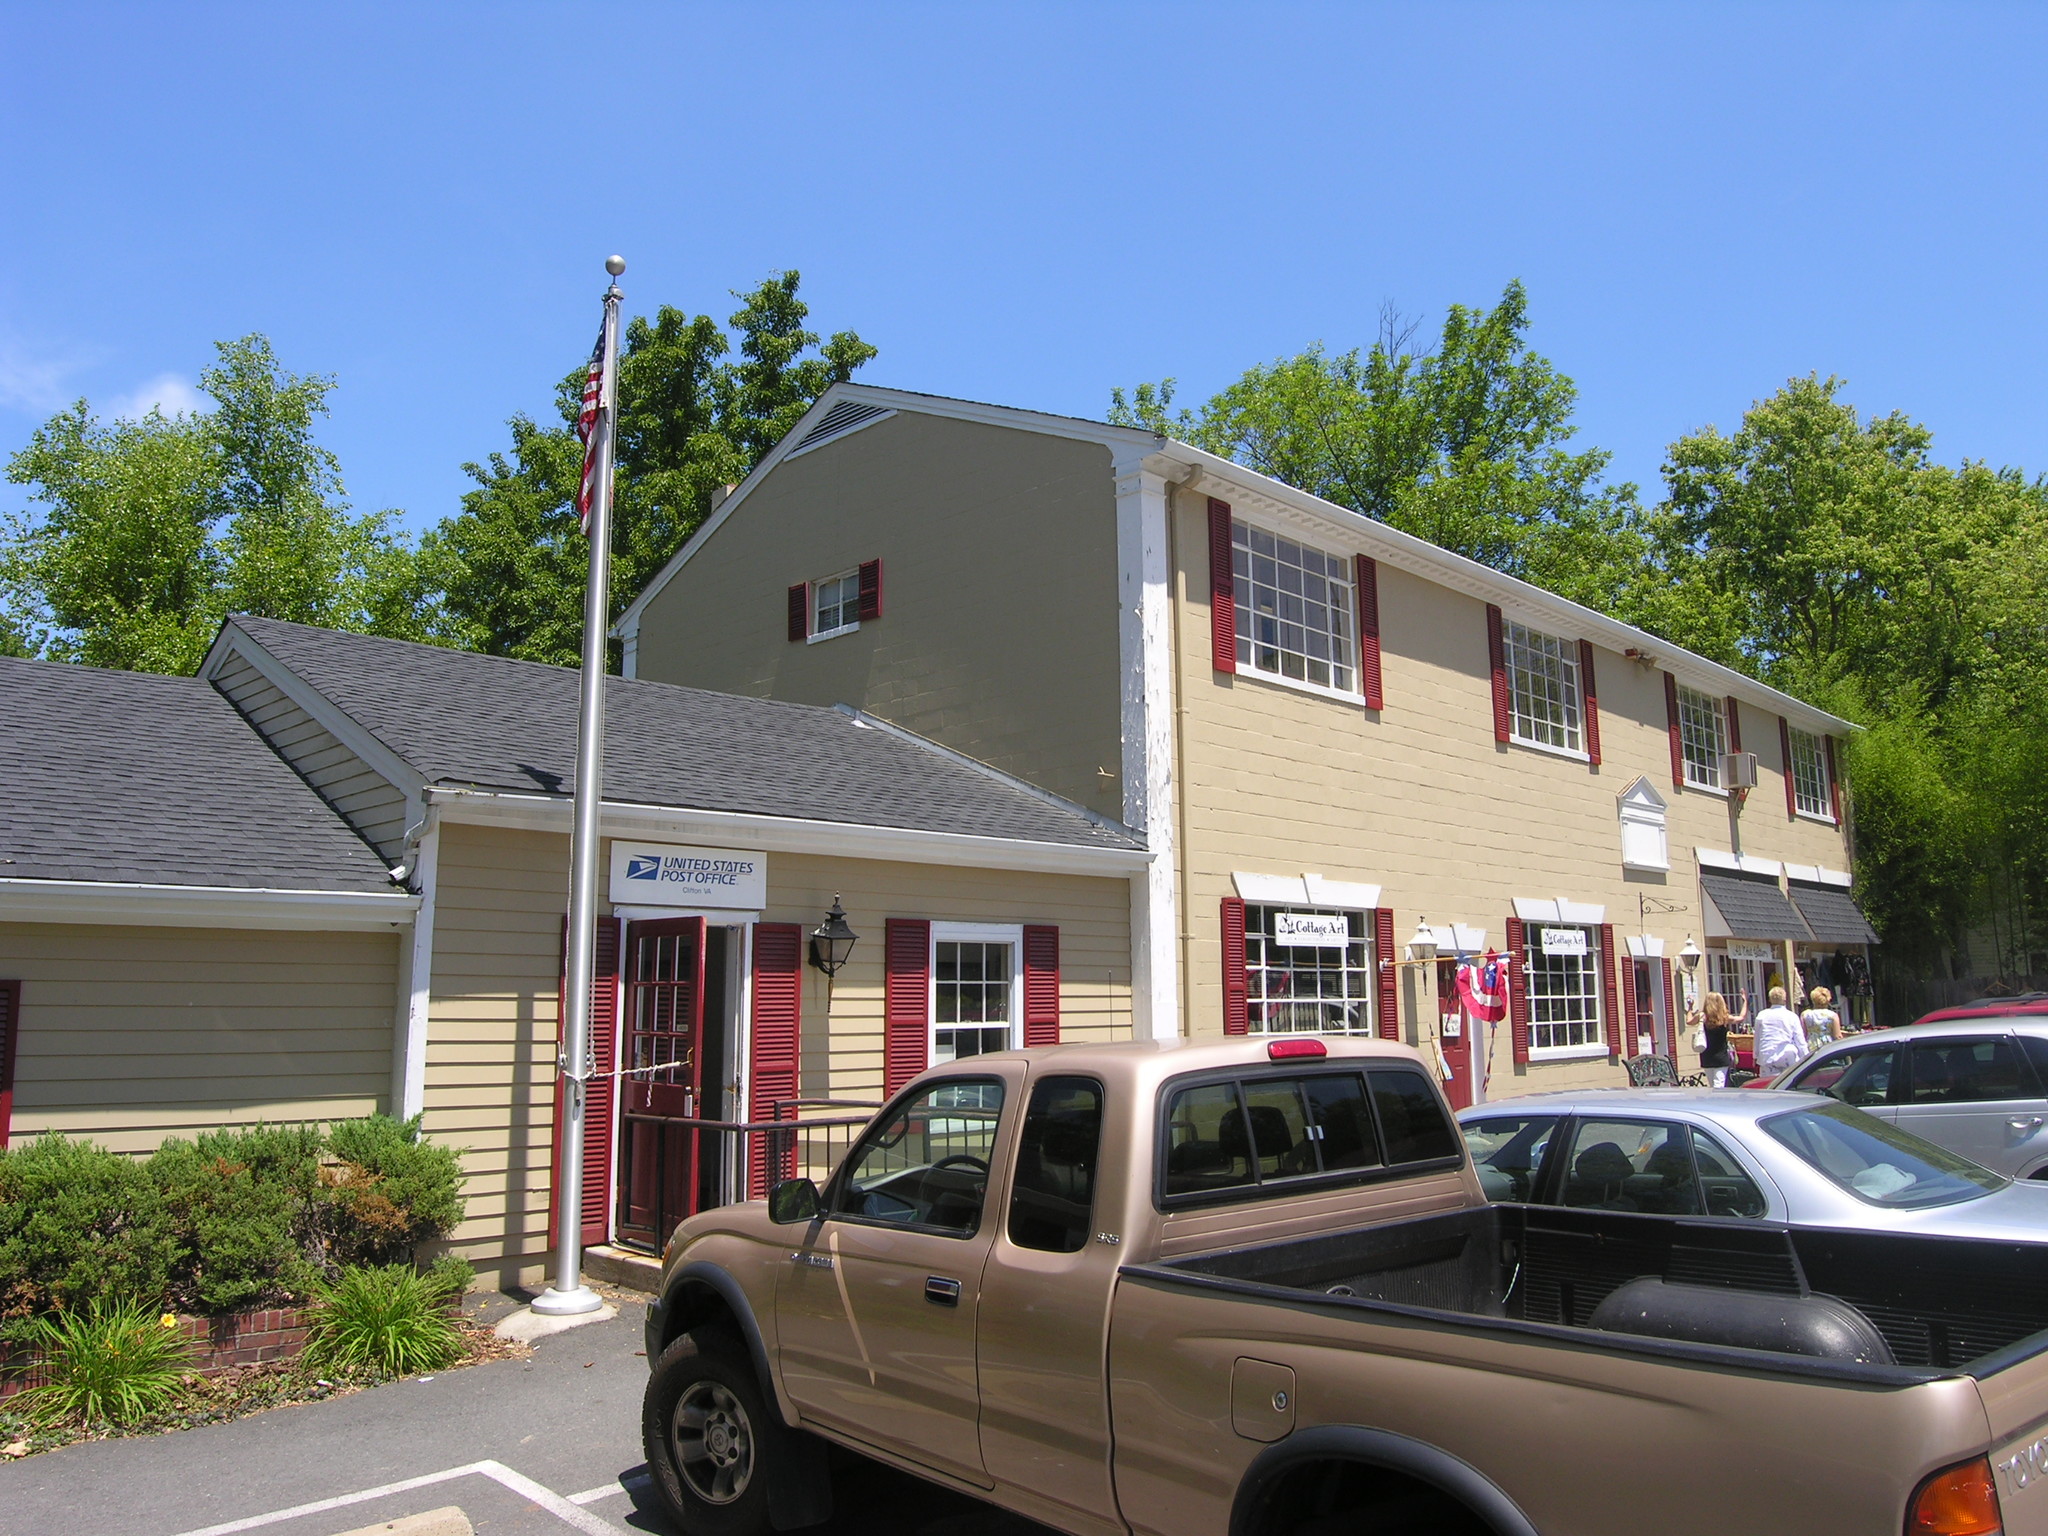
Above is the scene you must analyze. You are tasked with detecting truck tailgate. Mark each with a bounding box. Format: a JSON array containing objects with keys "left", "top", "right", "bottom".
[{"left": 1980, "top": 1343, "right": 2048, "bottom": 1535}]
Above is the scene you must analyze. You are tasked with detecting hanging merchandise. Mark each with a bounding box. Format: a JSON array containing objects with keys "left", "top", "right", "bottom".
[{"left": 1457, "top": 951, "right": 1510, "bottom": 1023}]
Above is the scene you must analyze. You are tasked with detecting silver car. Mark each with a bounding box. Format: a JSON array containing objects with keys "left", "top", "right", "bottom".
[
  {"left": 1767, "top": 1018, "right": 2048, "bottom": 1179},
  {"left": 1458, "top": 1088, "right": 2048, "bottom": 1241}
]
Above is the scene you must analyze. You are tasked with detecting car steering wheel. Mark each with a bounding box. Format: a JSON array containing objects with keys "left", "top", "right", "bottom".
[{"left": 929, "top": 1154, "right": 989, "bottom": 1176}]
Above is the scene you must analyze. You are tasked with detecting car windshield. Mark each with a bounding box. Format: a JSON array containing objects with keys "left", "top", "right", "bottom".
[{"left": 1761, "top": 1101, "right": 2008, "bottom": 1208}]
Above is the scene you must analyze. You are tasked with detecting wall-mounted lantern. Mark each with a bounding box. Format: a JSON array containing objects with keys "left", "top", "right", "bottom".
[{"left": 808, "top": 896, "right": 859, "bottom": 976}]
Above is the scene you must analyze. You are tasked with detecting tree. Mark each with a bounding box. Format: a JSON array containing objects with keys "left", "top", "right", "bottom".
[
  {"left": 427, "top": 271, "right": 876, "bottom": 665},
  {"left": 2, "top": 336, "right": 429, "bottom": 674},
  {"left": 1111, "top": 281, "right": 1650, "bottom": 613}
]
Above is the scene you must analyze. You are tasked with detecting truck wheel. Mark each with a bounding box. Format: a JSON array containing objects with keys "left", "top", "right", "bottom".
[{"left": 643, "top": 1329, "right": 778, "bottom": 1536}]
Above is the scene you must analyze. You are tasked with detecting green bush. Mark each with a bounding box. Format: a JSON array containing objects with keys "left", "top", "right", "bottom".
[
  {"left": 151, "top": 1125, "right": 324, "bottom": 1314},
  {"left": 7, "top": 1298, "right": 193, "bottom": 1426},
  {"left": 0, "top": 1136, "right": 175, "bottom": 1316},
  {"left": 301, "top": 1263, "right": 466, "bottom": 1379},
  {"left": 321, "top": 1115, "right": 466, "bottom": 1268}
]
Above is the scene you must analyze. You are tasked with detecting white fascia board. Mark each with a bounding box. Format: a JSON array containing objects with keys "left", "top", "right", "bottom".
[
  {"left": 1303, "top": 876, "right": 1382, "bottom": 910},
  {"left": 199, "top": 624, "right": 428, "bottom": 803},
  {"left": 1626, "top": 934, "right": 1669, "bottom": 959},
  {"left": 1234, "top": 872, "right": 1311, "bottom": 904},
  {"left": 1695, "top": 847, "right": 1742, "bottom": 872},
  {"left": 1512, "top": 897, "right": 1562, "bottom": 922},
  {"left": 426, "top": 787, "right": 1154, "bottom": 878},
  {"left": 1818, "top": 867, "right": 1853, "bottom": 888},
  {"left": 1556, "top": 899, "right": 1607, "bottom": 926},
  {"left": 613, "top": 382, "right": 1163, "bottom": 637},
  {"left": 1783, "top": 863, "right": 1822, "bottom": 885},
  {"left": 1738, "top": 855, "right": 1785, "bottom": 878},
  {"left": 0, "top": 877, "right": 418, "bottom": 932},
  {"left": 1155, "top": 444, "right": 1856, "bottom": 737}
]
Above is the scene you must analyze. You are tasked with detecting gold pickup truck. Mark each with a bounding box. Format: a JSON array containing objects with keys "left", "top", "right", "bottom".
[{"left": 640, "top": 1036, "right": 2048, "bottom": 1536}]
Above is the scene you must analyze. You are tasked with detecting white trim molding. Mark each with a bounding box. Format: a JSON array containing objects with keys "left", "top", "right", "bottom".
[
  {"left": 0, "top": 877, "right": 417, "bottom": 932},
  {"left": 1511, "top": 897, "right": 1607, "bottom": 926},
  {"left": 1116, "top": 456, "right": 1181, "bottom": 1040}
]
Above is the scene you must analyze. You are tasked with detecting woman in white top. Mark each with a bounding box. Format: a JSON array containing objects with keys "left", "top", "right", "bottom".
[{"left": 1802, "top": 985, "right": 1844, "bottom": 1047}]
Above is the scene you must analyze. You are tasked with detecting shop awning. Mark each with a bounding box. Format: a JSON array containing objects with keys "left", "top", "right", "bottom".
[
  {"left": 1790, "top": 881, "right": 1880, "bottom": 945},
  {"left": 1700, "top": 871, "right": 1811, "bottom": 942}
]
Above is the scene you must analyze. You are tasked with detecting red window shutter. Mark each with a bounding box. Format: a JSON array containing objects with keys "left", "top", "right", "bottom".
[
  {"left": 1485, "top": 605, "right": 1510, "bottom": 742},
  {"left": 1660, "top": 958, "right": 1679, "bottom": 1059},
  {"left": 1725, "top": 697, "right": 1743, "bottom": 755},
  {"left": 1209, "top": 497, "right": 1237, "bottom": 674},
  {"left": 787, "top": 583, "right": 808, "bottom": 642},
  {"left": 1578, "top": 639, "right": 1601, "bottom": 767},
  {"left": 1374, "top": 908, "right": 1399, "bottom": 1040},
  {"left": 1355, "top": 555, "right": 1384, "bottom": 711},
  {"left": 1620, "top": 951, "right": 1639, "bottom": 1056},
  {"left": 1023, "top": 925, "right": 1060, "bottom": 1047},
  {"left": 1779, "top": 716, "right": 1798, "bottom": 818},
  {"left": 857, "top": 559, "right": 883, "bottom": 622},
  {"left": 551, "top": 915, "right": 622, "bottom": 1247},
  {"left": 747, "top": 923, "right": 803, "bottom": 1198},
  {"left": 1505, "top": 917, "right": 1529, "bottom": 1064},
  {"left": 1664, "top": 672, "right": 1683, "bottom": 787},
  {"left": 1598, "top": 924, "right": 1624, "bottom": 1060},
  {"left": 0, "top": 979, "right": 19, "bottom": 1149},
  {"left": 1825, "top": 735, "right": 1843, "bottom": 825},
  {"left": 884, "top": 919, "right": 932, "bottom": 1094},
  {"left": 1220, "top": 897, "right": 1249, "bottom": 1035}
]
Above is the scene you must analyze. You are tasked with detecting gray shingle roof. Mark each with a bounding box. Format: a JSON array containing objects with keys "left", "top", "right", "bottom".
[
  {"left": 0, "top": 656, "right": 399, "bottom": 892},
  {"left": 1700, "top": 871, "right": 1811, "bottom": 942},
  {"left": 1790, "top": 882, "right": 1880, "bottom": 945},
  {"left": 228, "top": 617, "right": 1141, "bottom": 852}
]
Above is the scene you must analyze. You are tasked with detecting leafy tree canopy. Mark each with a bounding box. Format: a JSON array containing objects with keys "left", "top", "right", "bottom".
[{"left": 425, "top": 271, "right": 876, "bottom": 665}]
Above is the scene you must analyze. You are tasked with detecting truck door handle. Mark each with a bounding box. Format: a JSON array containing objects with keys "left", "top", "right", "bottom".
[
  {"left": 2009, "top": 1117, "right": 2044, "bottom": 1133},
  {"left": 924, "top": 1276, "right": 962, "bottom": 1307}
]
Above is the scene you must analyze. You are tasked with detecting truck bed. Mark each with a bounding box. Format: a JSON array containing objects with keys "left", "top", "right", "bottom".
[{"left": 1130, "top": 1203, "right": 2048, "bottom": 1380}]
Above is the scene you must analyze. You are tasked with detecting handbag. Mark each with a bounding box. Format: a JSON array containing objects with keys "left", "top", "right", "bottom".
[{"left": 1690, "top": 1027, "right": 1707, "bottom": 1053}]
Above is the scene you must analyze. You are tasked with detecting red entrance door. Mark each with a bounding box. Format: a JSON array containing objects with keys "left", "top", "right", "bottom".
[
  {"left": 617, "top": 918, "right": 706, "bottom": 1247},
  {"left": 1436, "top": 959, "right": 1474, "bottom": 1111}
]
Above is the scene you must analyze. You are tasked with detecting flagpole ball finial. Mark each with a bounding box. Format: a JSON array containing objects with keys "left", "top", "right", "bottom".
[{"left": 605, "top": 254, "right": 626, "bottom": 276}]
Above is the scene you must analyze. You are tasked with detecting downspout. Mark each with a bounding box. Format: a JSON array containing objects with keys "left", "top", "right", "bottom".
[{"left": 392, "top": 807, "right": 441, "bottom": 1121}]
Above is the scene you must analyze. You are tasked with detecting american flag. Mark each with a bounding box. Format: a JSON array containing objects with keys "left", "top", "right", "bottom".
[{"left": 574, "top": 320, "right": 609, "bottom": 534}]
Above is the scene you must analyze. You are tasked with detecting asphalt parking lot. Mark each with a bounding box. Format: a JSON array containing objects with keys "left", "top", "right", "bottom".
[{"left": 0, "top": 1290, "right": 1053, "bottom": 1536}]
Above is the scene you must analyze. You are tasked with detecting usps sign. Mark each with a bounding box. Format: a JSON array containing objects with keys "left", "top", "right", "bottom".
[{"left": 608, "top": 842, "right": 766, "bottom": 909}]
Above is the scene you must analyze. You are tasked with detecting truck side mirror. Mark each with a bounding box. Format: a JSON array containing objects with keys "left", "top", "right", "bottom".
[{"left": 768, "top": 1177, "right": 821, "bottom": 1224}]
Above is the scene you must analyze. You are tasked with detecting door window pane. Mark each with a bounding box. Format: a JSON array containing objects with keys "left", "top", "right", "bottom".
[
  {"left": 837, "top": 1079, "right": 1004, "bottom": 1234},
  {"left": 1691, "top": 1127, "right": 1768, "bottom": 1219},
  {"left": 1007, "top": 1076, "right": 1103, "bottom": 1254},
  {"left": 1164, "top": 1082, "right": 1256, "bottom": 1198},
  {"left": 1366, "top": 1068, "right": 1459, "bottom": 1163},
  {"left": 1792, "top": 1045, "right": 1897, "bottom": 1107},
  {"left": 1462, "top": 1114, "right": 1558, "bottom": 1203},
  {"left": 1559, "top": 1119, "right": 1700, "bottom": 1215},
  {"left": 1908, "top": 1038, "right": 2033, "bottom": 1103}
]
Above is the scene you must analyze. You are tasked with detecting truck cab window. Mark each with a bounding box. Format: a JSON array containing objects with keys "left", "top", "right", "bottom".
[
  {"left": 1365, "top": 1068, "right": 1459, "bottom": 1163},
  {"left": 836, "top": 1079, "right": 1004, "bottom": 1235},
  {"left": 1007, "top": 1076, "right": 1104, "bottom": 1253}
]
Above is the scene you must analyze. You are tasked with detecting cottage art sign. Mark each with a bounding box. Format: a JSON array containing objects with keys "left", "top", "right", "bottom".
[
  {"left": 608, "top": 841, "right": 766, "bottom": 909},
  {"left": 1273, "top": 911, "right": 1351, "bottom": 948},
  {"left": 1539, "top": 925, "right": 1589, "bottom": 958}
]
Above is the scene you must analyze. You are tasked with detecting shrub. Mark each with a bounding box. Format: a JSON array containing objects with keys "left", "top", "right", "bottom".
[
  {"left": 321, "top": 1116, "right": 466, "bottom": 1268},
  {"left": 0, "top": 1136, "right": 175, "bottom": 1317},
  {"left": 150, "top": 1125, "right": 324, "bottom": 1314},
  {"left": 7, "top": 1299, "right": 192, "bottom": 1426},
  {"left": 301, "top": 1263, "right": 466, "bottom": 1379}
]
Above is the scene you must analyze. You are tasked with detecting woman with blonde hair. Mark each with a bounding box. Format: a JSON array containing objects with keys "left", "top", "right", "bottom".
[
  {"left": 1803, "top": 985, "right": 1844, "bottom": 1047},
  {"left": 1690, "top": 990, "right": 1748, "bottom": 1088}
]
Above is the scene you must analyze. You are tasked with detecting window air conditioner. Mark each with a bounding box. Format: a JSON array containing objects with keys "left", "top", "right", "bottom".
[{"left": 1722, "top": 751, "right": 1760, "bottom": 789}]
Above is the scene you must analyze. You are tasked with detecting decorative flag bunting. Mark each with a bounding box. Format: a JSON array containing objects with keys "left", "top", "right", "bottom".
[
  {"left": 575, "top": 321, "right": 609, "bottom": 534},
  {"left": 1456, "top": 951, "right": 1510, "bottom": 1024}
]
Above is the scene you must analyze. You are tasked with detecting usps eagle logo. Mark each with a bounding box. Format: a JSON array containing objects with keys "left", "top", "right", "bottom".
[
  {"left": 626, "top": 855, "right": 662, "bottom": 882},
  {"left": 1456, "top": 952, "right": 1510, "bottom": 1023}
]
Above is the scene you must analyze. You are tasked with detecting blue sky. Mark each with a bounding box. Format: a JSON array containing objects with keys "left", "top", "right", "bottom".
[{"left": 3, "top": 3, "right": 2043, "bottom": 536}]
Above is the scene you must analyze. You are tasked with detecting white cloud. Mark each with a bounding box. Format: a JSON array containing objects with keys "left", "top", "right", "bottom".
[
  {"left": 0, "top": 337, "right": 87, "bottom": 414},
  {"left": 105, "top": 372, "right": 204, "bottom": 422}
]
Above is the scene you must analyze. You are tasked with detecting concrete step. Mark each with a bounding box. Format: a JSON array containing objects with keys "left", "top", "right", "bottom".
[{"left": 584, "top": 1244, "right": 662, "bottom": 1294}]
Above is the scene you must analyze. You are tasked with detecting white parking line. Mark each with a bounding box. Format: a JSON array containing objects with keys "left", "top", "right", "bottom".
[
  {"left": 168, "top": 1460, "right": 620, "bottom": 1536},
  {"left": 566, "top": 1471, "right": 651, "bottom": 1506}
]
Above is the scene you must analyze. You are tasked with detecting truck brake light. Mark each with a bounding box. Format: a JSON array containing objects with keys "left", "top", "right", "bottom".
[
  {"left": 1267, "top": 1039, "right": 1327, "bottom": 1059},
  {"left": 1909, "top": 1457, "right": 2002, "bottom": 1535}
]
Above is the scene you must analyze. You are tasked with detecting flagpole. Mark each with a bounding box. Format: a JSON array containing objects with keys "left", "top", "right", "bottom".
[{"left": 533, "top": 255, "right": 626, "bottom": 1317}]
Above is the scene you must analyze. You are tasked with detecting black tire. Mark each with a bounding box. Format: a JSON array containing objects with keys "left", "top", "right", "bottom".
[{"left": 642, "top": 1329, "right": 779, "bottom": 1536}]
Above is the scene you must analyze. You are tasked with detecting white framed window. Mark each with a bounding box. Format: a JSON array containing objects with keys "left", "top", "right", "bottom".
[
  {"left": 1243, "top": 904, "right": 1376, "bottom": 1035},
  {"left": 931, "top": 922, "right": 1021, "bottom": 1063},
  {"left": 1503, "top": 620, "right": 1584, "bottom": 755},
  {"left": 1233, "top": 520, "right": 1357, "bottom": 694},
  {"left": 1677, "top": 685, "right": 1727, "bottom": 790},
  {"left": 1788, "top": 727, "right": 1831, "bottom": 819},
  {"left": 810, "top": 570, "right": 861, "bottom": 641},
  {"left": 1523, "top": 923, "right": 1604, "bottom": 1055}
]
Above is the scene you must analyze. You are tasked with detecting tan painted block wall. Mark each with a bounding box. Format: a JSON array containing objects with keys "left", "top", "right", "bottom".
[
  {"left": 628, "top": 412, "right": 1127, "bottom": 819},
  {"left": 423, "top": 821, "right": 1132, "bottom": 1284},
  {"left": 0, "top": 922, "right": 398, "bottom": 1154},
  {"left": 1167, "top": 487, "right": 1855, "bottom": 1099}
]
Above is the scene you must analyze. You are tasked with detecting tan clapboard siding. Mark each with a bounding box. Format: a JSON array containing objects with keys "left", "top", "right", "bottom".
[
  {"left": 630, "top": 411, "right": 1127, "bottom": 820},
  {"left": 420, "top": 821, "right": 1132, "bottom": 1282},
  {"left": 211, "top": 649, "right": 410, "bottom": 862},
  {"left": 0, "top": 922, "right": 397, "bottom": 1152},
  {"left": 1169, "top": 487, "right": 1857, "bottom": 1097}
]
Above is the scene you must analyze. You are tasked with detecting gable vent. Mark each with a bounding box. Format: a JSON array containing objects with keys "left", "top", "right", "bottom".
[{"left": 792, "top": 400, "right": 892, "bottom": 454}]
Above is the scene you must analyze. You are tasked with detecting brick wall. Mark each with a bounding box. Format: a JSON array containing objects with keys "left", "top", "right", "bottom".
[{"left": 0, "top": 1307, "right": 311, "bottom": 1400}]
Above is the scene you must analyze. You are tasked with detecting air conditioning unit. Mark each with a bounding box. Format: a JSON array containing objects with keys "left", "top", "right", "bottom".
[{"left": 1722, "top": 751, "right": 1760, "bottom": 789}]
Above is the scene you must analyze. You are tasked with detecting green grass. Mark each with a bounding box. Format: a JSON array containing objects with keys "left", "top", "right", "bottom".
[
  {"left": 9, "top": 1300, "right": 194, "bottom": 1426},
  {"left": 301, "top": 1264, "right": 466, "bottom": 1379}
]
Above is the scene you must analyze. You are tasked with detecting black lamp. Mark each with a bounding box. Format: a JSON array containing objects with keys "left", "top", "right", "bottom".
[{"left": 809, "top": 896, "right": 858, "bottom": 976}]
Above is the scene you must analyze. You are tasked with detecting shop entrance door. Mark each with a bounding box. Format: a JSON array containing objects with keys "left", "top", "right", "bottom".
[
  {"left": 616, "top": 917, "right": 710, "bottom": 1250},
  {"left": 1436, "top": 959, "right": 1474, "bottom": 1110}
]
